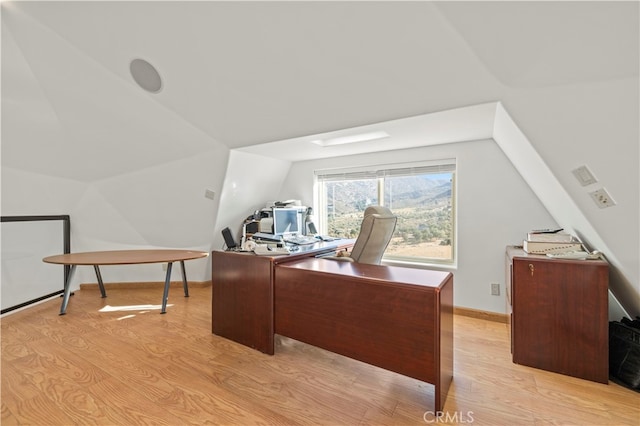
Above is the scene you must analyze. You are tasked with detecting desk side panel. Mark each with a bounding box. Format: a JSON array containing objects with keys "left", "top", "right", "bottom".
[
  {"left": 212, "top": 252, "right": 274, "bottom": 354},
  {"left": 275, "top": 267, "right": 438, "bottom": 383},
  {"left": 436, "top": 275, "right": 454, "bottom": 412}
]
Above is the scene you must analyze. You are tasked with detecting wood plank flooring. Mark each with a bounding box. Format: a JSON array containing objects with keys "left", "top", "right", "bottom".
[{"left": 2, "top": 285, "right": 638, "bottom": 425}]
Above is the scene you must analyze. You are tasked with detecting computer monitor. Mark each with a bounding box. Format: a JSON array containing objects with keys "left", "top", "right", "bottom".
[{"left": 272, "top": 207, "right": 301, "bottom": 236}]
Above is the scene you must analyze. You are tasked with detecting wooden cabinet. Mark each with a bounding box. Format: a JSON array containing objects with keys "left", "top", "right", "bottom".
[{"left": 506, "top": 246, "right": 609, "bottom": 383}]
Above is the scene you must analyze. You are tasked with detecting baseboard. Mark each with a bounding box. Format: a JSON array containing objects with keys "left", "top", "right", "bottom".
[
  {"left": 79, "top": 282, "right": 506, "bottom": 323},
  {"left": 79, "top": 280, "right": 212, "bottom": 290},
  {"left": 454, "top": 306, "right": 508, "bottom": 323}
]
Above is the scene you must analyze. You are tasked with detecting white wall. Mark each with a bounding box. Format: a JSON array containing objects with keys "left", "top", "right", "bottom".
[
  {"left": 1, "top": 149, "right": 228, "bottom": 290},
  {"left": 494, "top": 104, "right": 639, "bottom": 317},
  {"left": 213, "top": 150, "right": 292, "bottom": 250},
  {"left": 503, "top": 78, "right": 639, "bottom": 310},
  {"left": 278, "top": 139, "right": 556, "bottom": 314}
]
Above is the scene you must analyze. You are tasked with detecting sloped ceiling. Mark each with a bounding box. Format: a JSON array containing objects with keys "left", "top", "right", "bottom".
[
  {"left": 2, "top": 0, "right": 504, "bottom": 169},
  {"left": 436, "top": 1, "right": 638, "bottom": 87},
  {"left": 3, "top": 1, "right": 636, "bottom": 167}
]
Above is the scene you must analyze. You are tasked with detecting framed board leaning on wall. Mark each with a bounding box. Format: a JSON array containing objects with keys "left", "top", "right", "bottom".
[{"left": 1, "top": 215, "right": 70, "bottom": 314}]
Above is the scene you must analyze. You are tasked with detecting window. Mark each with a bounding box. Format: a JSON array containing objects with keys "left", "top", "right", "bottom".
[{"left": 316, "top": 160, "right": 456, "bottom": 264}]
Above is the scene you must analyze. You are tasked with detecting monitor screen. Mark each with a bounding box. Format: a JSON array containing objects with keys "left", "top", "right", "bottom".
[{"left": 272, "top": 208, "right": 300, "bottom": 236}]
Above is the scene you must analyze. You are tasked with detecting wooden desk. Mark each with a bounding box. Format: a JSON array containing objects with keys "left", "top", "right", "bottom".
[
  {"left": 212, "top": 243, "right": 453, "bottom": 411},
  {"left": 211, "top": 239, "right": 354, "bottom": 354},
  {"left": 275, "top": 258, "right": 453, "bottom": 412},
  {"left": 43, "top": 249, "right": 208, "bottom": 315}
]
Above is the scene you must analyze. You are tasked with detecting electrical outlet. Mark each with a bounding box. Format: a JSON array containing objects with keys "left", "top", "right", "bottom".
[
  {"left": 491, "top": 283, "right": 500, "bottom": 296},
  {"left": 204, "top": 189, "right": 215, "bottom": 200},
  {"left": 589, "top": 188, "right": 616, "bottom": 209}
]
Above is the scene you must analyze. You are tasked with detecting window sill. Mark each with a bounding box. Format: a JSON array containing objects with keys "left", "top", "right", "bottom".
[{"left": 381, "top": 258, "right": 457, "bottom": 271}]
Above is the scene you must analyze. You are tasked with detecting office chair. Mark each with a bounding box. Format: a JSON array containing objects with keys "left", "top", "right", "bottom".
[{"left": 331, "top": 206, "right": 397, "bottom": 265}]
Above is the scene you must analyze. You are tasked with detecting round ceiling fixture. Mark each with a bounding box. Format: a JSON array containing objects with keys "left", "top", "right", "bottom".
[{"left": 129, "top": 58, "right": 162, "bottom": 93}]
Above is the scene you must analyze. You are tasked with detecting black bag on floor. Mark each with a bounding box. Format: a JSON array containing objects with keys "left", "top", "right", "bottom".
[{"left": 609, "top": 317, "right": 640, "bottom": 391}]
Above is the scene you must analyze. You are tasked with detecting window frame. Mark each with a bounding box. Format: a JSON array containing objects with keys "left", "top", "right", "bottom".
[{"left": 315, "top": 159, "right": 457, "bottom": 265}]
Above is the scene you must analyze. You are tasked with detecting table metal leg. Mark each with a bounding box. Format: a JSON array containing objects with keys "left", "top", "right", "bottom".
[
  {"left": 161, "top": 262, "right": 173, "bottom": 314},
  {"left": 59, "top": 264, "right": 77, "bottom": 315},
  {"left": 180, "top": 260, "right": 189, "bottom": 297},
  {"left": 93, "top": 265, "right": 107, "bottom": 298}
]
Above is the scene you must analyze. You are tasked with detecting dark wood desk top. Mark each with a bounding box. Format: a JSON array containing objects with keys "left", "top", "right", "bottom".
[
  {"left": 278, "top": 257, "right": 452, "bottom": 290},
  {"left": 214, "top": 239, "right": 355, "bottom": 263},
  {"left": 43, "top": 249, "right": 208, "bottom": 266},
  {"left": 284, "top": 238, "right": 354, "bottom": 256}
]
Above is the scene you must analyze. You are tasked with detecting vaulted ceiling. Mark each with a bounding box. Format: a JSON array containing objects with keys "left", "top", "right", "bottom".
[{"left": 3, "top": 1, "right": 637, "bottom": 180}]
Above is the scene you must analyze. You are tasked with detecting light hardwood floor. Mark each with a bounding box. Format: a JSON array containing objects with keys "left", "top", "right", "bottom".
[{"left": 2, "top": 285, "right": 638, "bottom": 425}]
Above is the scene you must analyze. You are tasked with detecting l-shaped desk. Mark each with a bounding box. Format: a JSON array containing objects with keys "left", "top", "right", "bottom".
[{"left": 211, "top": 239, "right": 453, "bottom": 411}]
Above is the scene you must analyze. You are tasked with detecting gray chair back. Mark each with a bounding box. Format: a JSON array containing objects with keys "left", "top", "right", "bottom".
[{"left": 349, "top": 206, "right": 397, "bottom": 265}]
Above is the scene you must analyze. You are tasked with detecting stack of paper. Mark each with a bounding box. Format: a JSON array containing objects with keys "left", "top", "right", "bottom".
[
  {"left": 253, "top": 245, "right": 290, "bottom": 256},
  {"left": 523, "top": 230, "right": 583, "bottom": 254},
  {"left": 526, "top": 232, "right": 575, "bottom": 242}
]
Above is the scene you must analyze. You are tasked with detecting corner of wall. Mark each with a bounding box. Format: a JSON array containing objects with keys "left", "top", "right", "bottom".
[{"left": 213, "top": 150, "right": 293, "bottom": 248}]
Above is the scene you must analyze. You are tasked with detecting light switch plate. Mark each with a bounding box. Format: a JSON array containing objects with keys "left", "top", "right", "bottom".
[{"left": 572, "top": 165, "right": 598, "bottom": 186}]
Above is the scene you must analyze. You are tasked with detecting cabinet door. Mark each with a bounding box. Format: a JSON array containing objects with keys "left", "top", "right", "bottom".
[
  {"left": 512, "top": 259, "right": 557, "bottom": 366},
  {"left": 512, "top": 258, "right": 608, "bottom": 383}
]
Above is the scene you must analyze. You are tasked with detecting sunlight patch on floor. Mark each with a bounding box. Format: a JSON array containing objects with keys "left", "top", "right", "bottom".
[{"left": 99, "top": 304, "right": 173, "bottom": 313}]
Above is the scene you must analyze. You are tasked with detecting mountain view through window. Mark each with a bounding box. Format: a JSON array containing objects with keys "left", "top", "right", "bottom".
[{"left": 318, "top": 166, "right": 455, "bottom": 263}]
